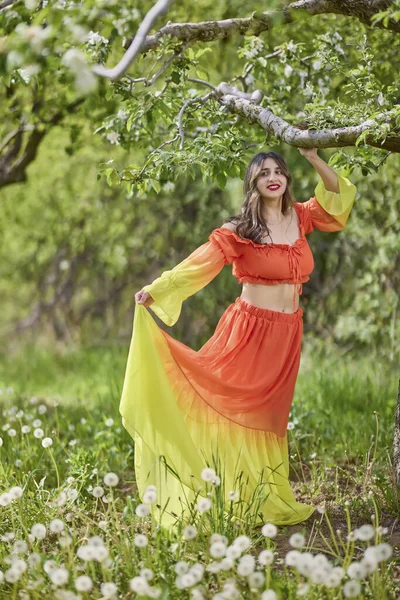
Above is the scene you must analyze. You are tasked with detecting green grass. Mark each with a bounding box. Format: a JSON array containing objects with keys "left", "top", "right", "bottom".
[{"left": 0, "top": 342, "right": 399, "bottom": 599}]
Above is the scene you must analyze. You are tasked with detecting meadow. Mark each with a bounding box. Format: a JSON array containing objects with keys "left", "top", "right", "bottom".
[{"left": 0, "top": 340, "right": 398, "bottom": 599}]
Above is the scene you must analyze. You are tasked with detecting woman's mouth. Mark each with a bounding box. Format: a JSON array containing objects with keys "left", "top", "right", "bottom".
[{"left": 267, "top": 184, "right": 280, "bottom": 190}]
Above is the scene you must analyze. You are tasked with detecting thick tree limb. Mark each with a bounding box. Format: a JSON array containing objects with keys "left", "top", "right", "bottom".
[
  {"left": 122, "top": 0, "right": 399, "bottom": 58},
  {"left": 219, "top": 93, "right": 400, "bottom": 152}
]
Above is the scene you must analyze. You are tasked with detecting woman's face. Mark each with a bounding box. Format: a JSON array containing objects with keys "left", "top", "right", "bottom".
[{"left": 256, "top": 158, "right": 287, "bottom": 199}]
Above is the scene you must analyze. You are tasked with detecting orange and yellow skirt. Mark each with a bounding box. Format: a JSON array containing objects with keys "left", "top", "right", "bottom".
[{"left": 119, "top": 296, "right": 315, "bottom": 529}]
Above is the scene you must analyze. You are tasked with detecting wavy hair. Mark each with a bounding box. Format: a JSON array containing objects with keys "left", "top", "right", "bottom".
[{"left": 223, "top": 152, "right": 296, "bottom": 245}]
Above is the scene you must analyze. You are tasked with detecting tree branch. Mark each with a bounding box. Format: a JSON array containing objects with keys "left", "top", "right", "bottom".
[
  {"left": 121, "top": 0, "right": 399, "bottom": 59},
  {"left": 218, "top": 92, "right": 400, "bottom": 151},
  {"left": 92, "top": 0, "right": 173, "bottom": 79},
  {"left": 0, "top": 98, "right": 84, "bottom": 188}
]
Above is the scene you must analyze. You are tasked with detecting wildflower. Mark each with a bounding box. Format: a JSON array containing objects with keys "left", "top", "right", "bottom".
[
  {"left": 0, "top": 437, "right": 2, "bottom": 446},
  {"left": 360, "top": 555, "right": 377, "bottom": 574},
  {"left": 49, "top": 519, "right": 65, "bottom": 533},
  {"left": 261, "top": 523, "right": 277, "bottom": 538},
  {"left": 374, "top": 543, "right": 393, "bottom": 561},
  {"left": 228, "top": 490, "right": 239, "bottom": 501},
  {"left": 8, "top": 428, "right": 17, "bottom": 437},
  {"left": 183, "top": 525, "right": 197, "bottom": 540},
  {"left": 9, "top": 486, "right": 23, "bottom": 500},
  {"left": 226, "top": 545, "right": 242, "bottom": 559},
  {"left": 210, "top": 542, "right": 226, "bottom": 558},
  {"left": 105, "top": 418, "right": 114, "bottom": 426},
  {"left": 42, "top": 437, "right": 52, "bottom": 448},
  {"left": 103, "top": 472, "right": 119, "bottom": 487},
  {"left": 5, "top": 569, "right": 20, "bottom": 583},
  {"left": 75, "top": 575, "right": 93, "bottom": 591},
  {"left": 343, "top": 579, "right": 361, "bottom": 598},
  {"left": 175, "top": 561, "right": 189, "bottom": 575},
  {"left": 237, "top": 554, "right": 255, "bottom": 576},
  {"left": 100, "top": 582, "right": 118, "bottom": 598},
  {"left": 316, "top": 503, "right": 326, "bottom": 514},
  {"left": 143, "top": 490, "right": 157, "bottom": 504},
  {"left": 180, "top": 573, "right": 197, "bottom": 588},
  {"left": 248, "top": 571, "right": 265, "bottom": 588},
  {"left": 197, "top": 498, "right": 212, "bottom": 513},
  {"left": 347, "top": 561, "right": 367, "bottom": 579},
  {"left": 21, "top": 426, "right": 30, "bottom": 434},
  {"left": 285, "top": 550, "right": 301, "bottom": 567},
  {"left": 34, "top": 428, "right": 44, "bottom": 438},
  {"left": 130, "top": 576, "right": 149, "bottom": 595},
  {"left": 140, "top": 568, "right": 153, "bottom": 581},
  {"left": 134, "top": 534, "right": 148, "bottom": 548},
  {"left": 233, "top": 535, "right": 251, "bottom": 551},
  {"left": 219, "top": 557, "right": 234, "bottom": 570},
  {"left": 13, "top": 540, "right": 28, "bottom": 554},
  {"left": 31, "top": 524, "right": 46, "bottom": 540},
  {"left": 135, "top": 504, "right": 150, "bottom": 518},
  {"left": 49, "top": 567, "right": 69, "bottom": 586},
  {"left": 289, "top": 532, "right": 306, "bottom": 548},
  {"left": 261, "top": 590, "right": 278, "bottom": 600},
  {"left": 92, "top": 486, "right": 104, "bottom": 498},
  {"left": 258, "top": 549, "right": 274, "bottom": 565},
  {"left": 355, "top": 524, "right": 374, "bottom": 541},
  {"left": 201, "top": 467, "right": 216, "bottom": 482}
]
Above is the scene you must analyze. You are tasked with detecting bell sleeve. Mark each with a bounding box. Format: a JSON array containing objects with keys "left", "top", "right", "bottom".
[
  {"left": 300, "top": 173, "right": 357, "bottom": 234},
  {"left": 141, "top": 236, "right": 231, "bottom": 327}
]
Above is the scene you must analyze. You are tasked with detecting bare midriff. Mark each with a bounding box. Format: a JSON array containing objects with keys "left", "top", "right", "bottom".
[
  {"left": 239, "top": 206, "right": 301, "bottom": 313},
  {"left": 240, "top": 282, "right": 299, "bottom": 313}
]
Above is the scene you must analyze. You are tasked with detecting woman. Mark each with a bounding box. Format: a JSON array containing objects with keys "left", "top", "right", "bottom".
[{"left": 119, "top": 148, "right": 356, "bottom": 530}]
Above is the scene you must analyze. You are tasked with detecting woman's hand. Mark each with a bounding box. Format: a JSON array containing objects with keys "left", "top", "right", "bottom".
[
  {"left": 298, "top": 147, "right": 319, "bottom": 160},
  {"left": 135, "top": 289, "right": 155, "bottom": 307}
]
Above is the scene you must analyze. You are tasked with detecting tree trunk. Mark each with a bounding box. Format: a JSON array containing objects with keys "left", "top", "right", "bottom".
[{"left": 394, "top": 379, "right": 400, "bottom": 485}]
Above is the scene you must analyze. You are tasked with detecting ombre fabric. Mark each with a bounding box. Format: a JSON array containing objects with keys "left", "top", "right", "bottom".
[
  {"left": 120, "top": 298, "right": 315, "bottom": 528},
  {"left": 119, "top": 173, "right": 356, "bottom": 528}
]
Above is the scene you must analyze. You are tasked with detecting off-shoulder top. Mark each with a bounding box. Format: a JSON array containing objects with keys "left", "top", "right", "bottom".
[{"left": 142, "top": 173, "right": 357, "bottom": 326}]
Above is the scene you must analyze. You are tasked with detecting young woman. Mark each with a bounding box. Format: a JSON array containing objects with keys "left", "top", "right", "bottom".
[{"left": 119, "top": 148, "right": 357, "bottom": 529}]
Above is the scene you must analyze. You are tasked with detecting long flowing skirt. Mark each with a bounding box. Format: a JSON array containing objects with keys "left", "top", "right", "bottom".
[{"left": 119, "top": 297, "right": 315, "bottom": 529}]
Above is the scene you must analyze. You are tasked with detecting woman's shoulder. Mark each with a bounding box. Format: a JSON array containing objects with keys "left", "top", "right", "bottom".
[{"left": 220, "top": 219, "right": 239, "bottom": 232}]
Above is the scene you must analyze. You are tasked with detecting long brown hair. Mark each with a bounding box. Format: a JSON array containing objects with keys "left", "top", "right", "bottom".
[{"left": 223, "top": 152, "right": 296, "bottom": 245}]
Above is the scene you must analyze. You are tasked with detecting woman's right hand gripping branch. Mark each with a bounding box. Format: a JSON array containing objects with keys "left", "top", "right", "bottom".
[{"left": 135, "top": 289, "right": 155, "bottom": 307}]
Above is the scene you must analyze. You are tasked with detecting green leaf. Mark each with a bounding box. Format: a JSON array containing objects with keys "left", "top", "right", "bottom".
[{"left": 149, "top": 179, "right": 161, "bottom": 194}]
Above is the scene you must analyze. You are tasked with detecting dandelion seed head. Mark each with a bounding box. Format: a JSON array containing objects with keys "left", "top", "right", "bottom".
[
  {"left": 200, "top": 467, "right": 216, "bottom": 482},
  {"left": 103, "top": 472, "right": 119, "bottom": 487},
  {"left": 183, "top": 525, "right": 197, "bottom": 540},
  {"left": 31, "top": 523, "right": 46, "bottom": 540},
  {"left": 135, "top": 503, "right": 150, "bottom": 518},
  {"left": 134, "top": 534, "right": 148, "bottom": 548},
  {"left": 75, "top": 575, "right": 93, "bottom": 591},
  {"left": 210, "top": 542, "right": 226, "bottom": 558},
  {"left": 289, "top": 532, "right": 306, "bottom": 549},
  {"left": 258, "top": 549, "right": 274, "bottom": 565},
  {"left": 197, "top": 498, "right": 212, "bottom": 513},
  {"left": 261, "top": 523, "right": 277, "bottom": 538},
  {"left": 343, "top": 579, "right": 361, "bottom": 598}
]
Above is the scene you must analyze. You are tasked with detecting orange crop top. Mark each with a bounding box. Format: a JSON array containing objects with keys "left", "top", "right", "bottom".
[{"left": 143, "top": 174, "right": 357, "bottom": 325}]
